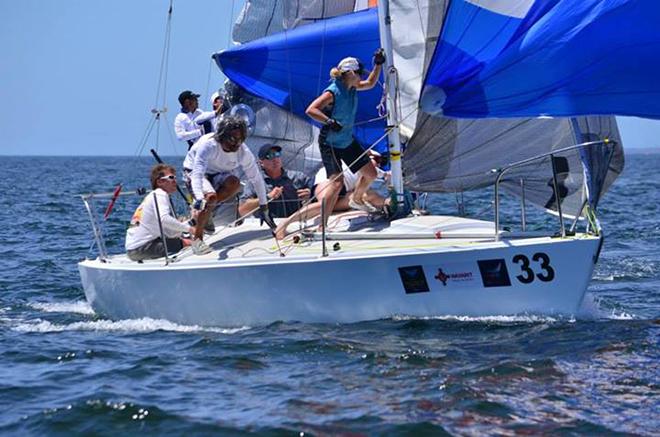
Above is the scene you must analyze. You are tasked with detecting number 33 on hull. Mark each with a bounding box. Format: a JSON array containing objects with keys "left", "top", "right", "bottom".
[{"left": 395, "top": 235, "right": 597, "bottom": 319}]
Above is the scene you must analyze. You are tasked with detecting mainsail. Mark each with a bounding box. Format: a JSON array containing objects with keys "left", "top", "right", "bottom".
[{"left": 215, "top": 0, "right": 640, "bottom": 217}]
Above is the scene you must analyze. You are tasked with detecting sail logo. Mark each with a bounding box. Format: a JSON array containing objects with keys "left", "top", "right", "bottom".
[
  {"left": 434, "top": 267, "right": 474, "bottom": 286},
  {"left": 398, "top": 265, "right": 430, "bottom": 294},
  {"left": 477, "top": 259, "right": 512, "bottom": 287}
]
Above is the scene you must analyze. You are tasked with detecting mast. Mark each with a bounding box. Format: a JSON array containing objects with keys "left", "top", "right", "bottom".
[{"left": 377, "top": 0, "right": 404, "bottom": 204}]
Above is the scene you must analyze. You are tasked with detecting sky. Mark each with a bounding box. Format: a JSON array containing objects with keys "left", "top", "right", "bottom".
[{"left": 1, "top": 0, "right": 659, "bottom": 156}]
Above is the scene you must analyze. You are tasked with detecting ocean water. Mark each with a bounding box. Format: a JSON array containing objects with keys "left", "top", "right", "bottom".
[{"left": 0, "top": 154, "right": 658, "bottom": 435}]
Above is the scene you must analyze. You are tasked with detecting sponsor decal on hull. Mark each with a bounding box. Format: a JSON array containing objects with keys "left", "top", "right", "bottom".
[
  {"left": 433, "top": 267, "right": 475, "bottom": 287},
  {"left": 477, "top": 258, "right": 512, "bottom": 287},
  {"left": 398, "top": 265, "right": 430, "bottom": 294}
]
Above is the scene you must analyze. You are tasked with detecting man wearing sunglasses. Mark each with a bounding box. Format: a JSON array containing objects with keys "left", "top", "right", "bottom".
[
  {"left": 125, "top": 164, "right": 199, "bottom": 261},
  {"left": 183, "top": 116, "right": 276, "bottom": 253},
  {"left": 238, "top": 144, "right": 315, "bottom": 219}
]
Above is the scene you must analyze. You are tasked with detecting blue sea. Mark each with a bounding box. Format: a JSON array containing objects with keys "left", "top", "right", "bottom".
[{"left": 0, "top": 153, "right": 658, "bottom": 435}]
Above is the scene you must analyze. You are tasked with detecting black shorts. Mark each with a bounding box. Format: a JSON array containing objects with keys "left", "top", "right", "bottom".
[
  {"left": 127, "top": 237, "right": 184, "bottom": 261},
  {"left": 320, "top": 137, "right": 371, "bottom": 177}
]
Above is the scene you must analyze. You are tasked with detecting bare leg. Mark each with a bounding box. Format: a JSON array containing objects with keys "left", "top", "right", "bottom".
[
  {"left": 274, "top": 178, "right": 344, "bottom": 240},
  {"left": 193, "top": 193, "right": 217, "bottom": 240},
  {"left": 364, "top": 189, "right": 387, "bottom": 209},
  {"left": 351, "top": 161, "right": 377, "bottom": 204},
  {"left": 333, "top": 195, "right": 351, "bottom": 211},
  {"left": 215, "top": 175, "right": 241, "bottom": 202},
  {"left": 274, "top": 202, "right": 322, "bottom": 240},
  {"left": 317, "top": 176, "right": 343, "bottom": 232},
  {"left": 194, "top": 176, "right": 241, "bottom": 240}
]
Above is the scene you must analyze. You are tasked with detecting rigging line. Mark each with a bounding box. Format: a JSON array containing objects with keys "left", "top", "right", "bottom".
[
  {"left": 354, "top": 114, "right": 388, "bottom": 126},
  {"left": 310, "top": 4, "right": 329, "bottom": 178},
  {"left": 155, "top": 113, "right": 161, "bottom": 155},
  {"left": 161, "top": 112, "right": 181, "bottom": 157},
  {"left": 154, "top": 0, "right": 174, "bottom": 110},
  {"left": 204, "top": 58, "right": 213, "bottom": 103},
  {"left": 213, "top": 0, "right": 236, "bottom": 102},
  {"left": 134, "top": 116, "right": 158, "bottom": 158},
  {"left": 281, "top": 1, "right": 295, "bottom": 159},
  {"left": 227, "top": 0, "right": 236, "bottom": 45},
  {"left": 414, "top": 0, "right": 427, "bottom": 40},
  {"left": 316, "top": 8, "right": 328, "bottom": 97}
]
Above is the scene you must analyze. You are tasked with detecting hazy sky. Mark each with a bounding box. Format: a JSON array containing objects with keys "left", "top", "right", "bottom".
[{"left": 1, "top": 0, "right": 658, "bottom": 156}]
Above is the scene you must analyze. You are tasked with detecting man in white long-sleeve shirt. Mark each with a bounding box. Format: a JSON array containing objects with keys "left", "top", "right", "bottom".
[
  {"left": 125, "top": 164, "right": 204, "bottom": 261},
  {"left": 174, "top": 90, "right": 223, "bottom": 150},
  {"left": 183, "top": 116, "right": 276, "bottom": 243}
]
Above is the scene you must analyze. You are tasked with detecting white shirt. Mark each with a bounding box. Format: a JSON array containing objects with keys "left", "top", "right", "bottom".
[
  {"left": 125, "top": 188, "right": 189, "bottom": 251},
  {"left": 174, "top": 109, "right": 216, "bottom": 143},
  {"left": 183, "top": 133, "right": 268, "bottom": 204}
]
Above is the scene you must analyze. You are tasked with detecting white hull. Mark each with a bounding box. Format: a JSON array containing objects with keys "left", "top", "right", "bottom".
[{"left": 79, "top": 215, "right": 600, "bottom": 326}]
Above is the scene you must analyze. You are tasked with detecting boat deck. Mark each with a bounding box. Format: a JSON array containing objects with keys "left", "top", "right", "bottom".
[{"left": 99, "top": 213, "right": 570, "bottom": 268}]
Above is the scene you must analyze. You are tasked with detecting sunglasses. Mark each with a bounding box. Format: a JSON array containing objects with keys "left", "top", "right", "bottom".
[
  {"left": 264, "top": 150, "right": 282, "bottom": 160},
  {"left": 225, "top": 134, "right": 243, "bottom": 147},
  {"left": 159, "top": 174, "right": 176, "bottom": 181}
]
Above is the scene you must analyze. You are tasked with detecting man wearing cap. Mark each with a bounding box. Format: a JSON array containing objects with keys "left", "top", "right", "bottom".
[
  {"left": 305, "top": 48, "right": 385, "bottom": 232},
  {"left": 238, "top": 144, "right": 315, "bottom": 219},
  {"left": 183, "top": 116, "right": 276, "bottom": 253},
  {"left": 174, "top": 90, "right": 224, "bottom": 150}
]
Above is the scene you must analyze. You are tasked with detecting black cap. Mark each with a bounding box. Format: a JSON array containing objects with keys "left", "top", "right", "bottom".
[
  {"left": 178, "top": 90, "right": 200, "bottom": 105},
  {"left": 258, "top": 144, "right": 282, "bottom": 160}
]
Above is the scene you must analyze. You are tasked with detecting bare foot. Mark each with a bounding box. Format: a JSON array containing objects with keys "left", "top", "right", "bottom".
[{"left": 275, "top": 224, "right": 287, "bottom": 240}]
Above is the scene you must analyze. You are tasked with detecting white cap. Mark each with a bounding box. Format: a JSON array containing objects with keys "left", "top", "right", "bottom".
[
  {"left": 337, "top": 57, "right": 361, "bottom": 72},
  {"left": 210, "top": 91, "right": 222, "bottom": 105}
]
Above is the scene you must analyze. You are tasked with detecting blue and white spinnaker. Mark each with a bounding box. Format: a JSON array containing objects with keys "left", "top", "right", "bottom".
[{"left": 421, "top": 0, "right": 660, "bottom": 118}]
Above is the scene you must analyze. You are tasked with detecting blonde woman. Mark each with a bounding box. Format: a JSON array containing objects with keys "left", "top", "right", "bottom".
[{"left": 305, "top": 49, "right": 386, "bottom": 231}]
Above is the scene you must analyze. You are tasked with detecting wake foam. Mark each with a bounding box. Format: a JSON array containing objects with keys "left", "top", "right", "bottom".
[
  {"left": 393, "top": 314, "right": 566, "bottom": 324},
  {"left": 12, "top": 318, "right": 250, "bottom": 334},
  {"left": 578, "top": 293, "right": 637, "bottom": 320},
  {"left": 393, "top": 292, "right": 638, "bottom": 324},
  {"left": 29, "top": 301, "right": 95, "bottom": 315}
]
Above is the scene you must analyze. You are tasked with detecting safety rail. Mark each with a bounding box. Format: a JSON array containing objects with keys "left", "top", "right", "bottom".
[
  {"left": 81, "top": 189, "right": 301, "bottom": 262},
  {"left": 492, "top": 139, "right": 615, "bottom": 241},
  {"left": 81, "top": 190, "right": 148, "bottom": 262}
]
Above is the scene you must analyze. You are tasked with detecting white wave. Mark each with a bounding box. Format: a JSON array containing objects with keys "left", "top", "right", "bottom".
[
  {"left": 392, "top": 314, "right": 565, "bottom": 324},
  {"left": 578, "top": 293, "right": 638, "bottom": 320},
  {"left": 603, "top": 310, "right": 637, "bottom": 320},
  {"left": 12, "top": 318, "right": 250, "bottom": 334},
  {"left": 29, "top": 301, "right": 95, "bottom": 315},
  {"left": 592, "top": 274, "right": 615, "bottom": 281}
]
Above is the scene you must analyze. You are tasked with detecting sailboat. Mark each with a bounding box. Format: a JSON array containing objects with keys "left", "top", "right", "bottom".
[{"left": 78, "top": 0, "right": 659, "bottom": 327}]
